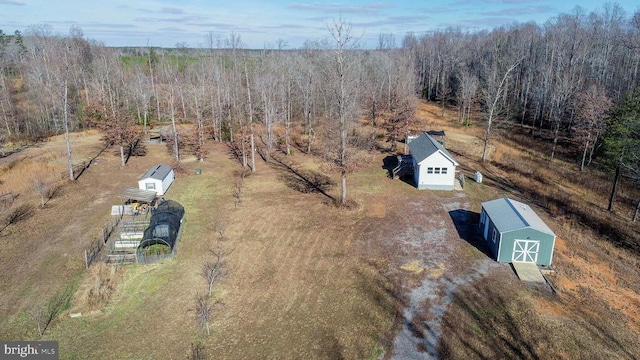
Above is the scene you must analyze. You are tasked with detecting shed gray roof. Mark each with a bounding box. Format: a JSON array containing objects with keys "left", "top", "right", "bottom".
[
  {"left": 482, "top": 197, "right": 555, "bottom": 236},
  {"left": 119, "top": 188, "right": 158, "bottom": 203},
  {"left": 140, "top": 164, "right": 173, "bottom": 181},
  {"left": 408, "top": 132, "right": 458, "bottom": 165}
]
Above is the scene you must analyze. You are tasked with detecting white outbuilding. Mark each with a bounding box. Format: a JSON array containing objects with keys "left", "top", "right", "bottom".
[
  {"left": 138, "top": 164, "right": 174, "bottom": 196},
  {"left": 408, "top": 132, "right": 459, "bottom": 190}
]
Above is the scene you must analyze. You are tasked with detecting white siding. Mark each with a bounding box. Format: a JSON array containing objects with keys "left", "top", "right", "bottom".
[
  {"left": 159, "top": 169, "right": 175, "bottom": 195},
  {"left": 138, "top": 169, "right": 174, "bottom": 196},
  {"left": 415, "top": 152, "right": 457, "bottom": 190}
]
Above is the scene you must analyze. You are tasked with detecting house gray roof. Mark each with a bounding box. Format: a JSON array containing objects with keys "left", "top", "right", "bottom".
[
  {"left": 482, "top": 197, "right": 555, "bottom": 236},
  {"left": 408, "top": 132, "right": 459, "bottom": 165},
  {"left": 140, "top": 164, "right": 173, "bottom": 181}
]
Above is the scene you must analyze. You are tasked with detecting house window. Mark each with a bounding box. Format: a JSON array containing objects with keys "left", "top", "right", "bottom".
[
  {"left": 145, "top": 182, "right": 156, "bottom": 190},
  {"left": 427, "top": 167, "right": 433, "bottom": 174},
  {"left": 434, "top": 167, "right": 440, "bottom": 174},
  {"left": 442, "top": 167, "right": 448, "bottom": 174},
  {"left": 492, "top": 229, "right": 498, "bottom": 244}
]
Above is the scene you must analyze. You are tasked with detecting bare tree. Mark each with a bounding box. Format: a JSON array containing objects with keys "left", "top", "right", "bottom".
[
  {"left": 573, "top": 84, "right": 612, "bottom": 171},
  {"left": 194, "top": 294, "right": 215, "bottom": 336},
  {"left": 32, "top": 174, "right": 59, "bottom": 207},
  {"left": 325, "top": 18, "right": 361, "bottom": 205},
  {"left": 456, "top": 70, "right": 479, "bottom": 125},
  {"left": 201, "top": 239, "right": 229, "bottom": 296},
  {"left": 188, "top": 342, "right": 207, "bottom": 360},
  {"left": 244, "top": 65, "right": 256, "bottom": 171},
  {"left": 481, "top": 57, "right": 521, "bottom": 162},
  {"left": 86, "top": 51, "right": 139, "bottom": 166},
  {"left": 31, "top": 286, "right": 72, "bottom": 336},
  {"left": 185, "top": 59, "right": 211, "bottom": 162},
  {"left": 292, "top": 50, "right": 319, "bottom": 154},
  {"left": 163, "top": 61, "right": 182, "bottom": 163},
  {"left": 379, "top": 52, "right": 418, "bottom": 152}
]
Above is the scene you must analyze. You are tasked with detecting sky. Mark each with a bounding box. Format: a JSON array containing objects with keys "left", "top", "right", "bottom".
[{"left": 1, "top": 0, "right": 639, "bottom": 49}]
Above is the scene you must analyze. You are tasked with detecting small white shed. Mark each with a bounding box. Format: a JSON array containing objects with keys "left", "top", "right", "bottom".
[
  {"left": 138, "top": 164, "right": 174, "bottom": 196},
  {"left": 408, "top": 132, "right": 459, "bottom": 190}
]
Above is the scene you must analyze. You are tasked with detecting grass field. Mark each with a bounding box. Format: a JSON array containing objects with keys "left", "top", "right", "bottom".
[{"left": 0, "top": 102, "right": 638, "bottom": 359}]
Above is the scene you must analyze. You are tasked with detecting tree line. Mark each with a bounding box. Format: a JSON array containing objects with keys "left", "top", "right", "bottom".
[
  {"left": 401, "top": 4, "right": 640, "bottom": 211},
  {"left": 0, "top": 4, "right": 638, "bottom": 208}
]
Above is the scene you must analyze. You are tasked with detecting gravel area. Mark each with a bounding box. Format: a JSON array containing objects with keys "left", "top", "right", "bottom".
[{"left": 387, "top": 195, "right": 503, "bottom": 360}]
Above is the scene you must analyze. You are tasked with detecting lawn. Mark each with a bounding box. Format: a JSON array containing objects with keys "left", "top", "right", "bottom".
[{"left": 0, "top": 102, "right": 638, "bottom": 359}]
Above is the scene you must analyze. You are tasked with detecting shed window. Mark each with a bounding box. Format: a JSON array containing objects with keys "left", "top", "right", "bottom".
[
  {"left": 492, "top": 229, "right": 498, "bottom": 244},
  {"left": 442, "top": 167, "right": 448, "bottom": 174},
  {"left": 427, "top": 167, "right": 433, "bottom": 174},
  {"left": 434, "top": 167, "right": 441, "bottom": 174},
  {"left": 145, "top": 182, "right": 156, "bottom": 190}
]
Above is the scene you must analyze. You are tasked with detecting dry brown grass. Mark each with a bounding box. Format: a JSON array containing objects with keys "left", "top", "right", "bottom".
[
  {"left": 416, "top": 101, "right": 640, "bottom": 359},
  {"left": 72, "top": 263, "right": 123, "bottom": 311},
  {"left": 0, "top": 102, "right": 638, "bottom": 359},
  {"left": 0, "top": 150, "right": 65, "bottom": 196}
]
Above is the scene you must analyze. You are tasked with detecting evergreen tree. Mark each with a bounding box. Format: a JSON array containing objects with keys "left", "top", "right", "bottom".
[{"left": 602, "top": 89, "right": 640, "bottom": 212}]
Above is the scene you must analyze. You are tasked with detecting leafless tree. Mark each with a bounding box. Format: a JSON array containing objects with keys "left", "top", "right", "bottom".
[
  {"left": 201, "top": 240, "right": 229, "bottom": 297},
  {"left": 378, "top": 52, "right": 418, "bottom": 152},
  {"left": 456, "top": 70, "right": 479, "bottom": 125},
  {"left": 292, "top": 50, "right": 320, "bottom": 154},
  {"left": 33, "top": 173, "right": 59, "bottom": 207},
  {"left": 188, "top": 342, "right": 207, "bottom": 360},
  {"left": 163, "top": 60, "right": 182, "bottom": 163},
  {"left": 185, "top": 59, "right": 211, "bottom": 162},
  {"left": 194, "top": 294, "right": 217, "bottom": 336},
  {"left": 325, "top": 18, "right": 361, "bottom": 205},
  {"left": 481, "top": 57, "right": 521, "bottom": 162},
  {"left": 244, "top": 65, "right": 256, "bottom": 171},
  {"left": 86, "top": 50, "right": 139, "bottom": 166},
  {"left": 573, "top": 84, "right": 612, "bottom": 171},
  {"left": 30, "top": 286, "right": 72, "bottom": 336}
]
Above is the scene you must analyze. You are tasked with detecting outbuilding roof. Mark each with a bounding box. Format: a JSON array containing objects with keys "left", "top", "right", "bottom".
[
  {"left": 140, "top": 164, "right": 173, "bottom": 181},
  {"left": 118, "top": 188, "right": 158, "bottom": 203},
  {"left": 408, "top": 132, "right": 459, "bottom": 165},
  {"left": 482, "top": 197, "right": 555, "bottom": 236}
]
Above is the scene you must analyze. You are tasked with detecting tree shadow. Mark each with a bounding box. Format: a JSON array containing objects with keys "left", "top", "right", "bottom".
[
  {"left": 448, "top": 209, "right": 494, "bottom": 260},
  {"left": 73, "top": 142, "right": 110, "bottom": 181},
  {"left": 272, "top": 156, "right": 335, "bottom": 201},
  {"left": 438, "top": 279, "right": 548, "bottom": 359},
  {"left": 225, "top": 141, "right": 246, "bottom": 167},
  {"left": 353, "top": 257, "right": 407, "bottom": 357},
  {"left": 42, "top": 183, "right": 63, "bottom": 207}
]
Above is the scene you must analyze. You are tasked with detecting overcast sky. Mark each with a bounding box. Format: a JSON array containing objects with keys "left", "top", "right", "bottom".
[{"left": 1, "top": 0, "right": 638, "bottom": 48}]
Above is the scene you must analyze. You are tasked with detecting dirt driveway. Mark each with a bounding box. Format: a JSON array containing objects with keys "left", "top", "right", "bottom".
[{"left": 361, "top": 188, "right": 510, "bottom": 359}]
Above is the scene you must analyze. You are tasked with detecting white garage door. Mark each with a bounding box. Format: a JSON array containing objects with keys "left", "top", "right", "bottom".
[{"left": 512, "top": 239, "right": 539, "bottom": 263}]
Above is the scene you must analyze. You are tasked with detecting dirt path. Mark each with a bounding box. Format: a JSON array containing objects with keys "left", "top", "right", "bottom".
[{"left": 365, "top": 193, "right": 505, "bottom": 359}]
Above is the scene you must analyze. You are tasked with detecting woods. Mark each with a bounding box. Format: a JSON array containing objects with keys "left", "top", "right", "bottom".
[{"left": 0, "top": 4, "right": 639, "bottom": 206}]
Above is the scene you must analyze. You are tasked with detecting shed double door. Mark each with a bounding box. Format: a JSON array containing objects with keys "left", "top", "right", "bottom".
[{"left": 512, "top": 239, "right": 540, "bottom": 263}]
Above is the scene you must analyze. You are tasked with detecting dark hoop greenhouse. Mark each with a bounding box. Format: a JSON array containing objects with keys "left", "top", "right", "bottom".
[{"left": 136, "top": 199, "right": 185, "bottom": 263}]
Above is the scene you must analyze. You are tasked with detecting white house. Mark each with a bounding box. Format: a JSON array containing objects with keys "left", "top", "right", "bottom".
[
  {"left": 138, "top": 164, "right": 174, "bottom": 196},
  {"left": 408, "top": 132, "right": 459, "bottom": 190}
]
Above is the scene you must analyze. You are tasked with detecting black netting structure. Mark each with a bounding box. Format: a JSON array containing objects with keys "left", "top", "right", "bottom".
[{"left": 137, "top": 200, "right": 184, "bottom": 262}]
